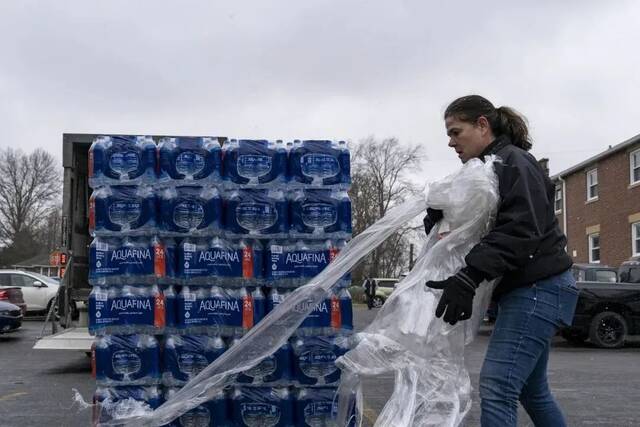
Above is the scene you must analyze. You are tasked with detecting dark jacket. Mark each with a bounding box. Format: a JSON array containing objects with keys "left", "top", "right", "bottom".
[{"left": 464, "top": 135, "right": 573, "bottom": 299}]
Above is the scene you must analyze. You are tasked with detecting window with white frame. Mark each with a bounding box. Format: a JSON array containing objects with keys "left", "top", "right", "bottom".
[
  {"left": 554, "top": 185, "right": 563, "bottom": 212},
  {"left": 631, "top": 149, "right": 640, "bottom": 185},
  {"left": 586, "top": 169, "right": 598, "bottom": 200},
  {"left": 633, "top": 222, "right": 640, "bottom": 257},
  {"left": 589, "top": 233, "right": 600, "bottom": 263}
]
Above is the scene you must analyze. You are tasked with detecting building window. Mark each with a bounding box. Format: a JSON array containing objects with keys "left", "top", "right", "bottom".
[
  {"left": 631, "top": 149, "right": 640, "bottom": 185},
  {"left": 554, "top": 185, "right": 563, "bottom": 213},
  {"left": 586, "top": 169, "right": 598, "bottom": 201},
  {"left": 633, "top": 222, "right": 640, "bottom": 257},
  {"left": 588, "top": 233, "right": 600, "bottom": 263}
]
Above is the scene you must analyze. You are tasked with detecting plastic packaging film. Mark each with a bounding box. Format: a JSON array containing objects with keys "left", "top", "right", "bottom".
[
  {"left": 336, "top": 157, "right": 499, "bottom": 427},
  {"left": 90, "top": 157, "right": 499, "bottom": 426}
]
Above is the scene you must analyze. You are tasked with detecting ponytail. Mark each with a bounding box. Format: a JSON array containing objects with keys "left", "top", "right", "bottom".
[
  {"left": 444, "top": 95, "right": 533, "bottom": 151},
  {"left": 496, "top": 106, "right": 532, "bottom": 151}
]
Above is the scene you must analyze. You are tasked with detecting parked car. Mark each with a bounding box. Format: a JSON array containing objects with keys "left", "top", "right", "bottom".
[
  {"left": 0, "top": 270, "right": 61, "bottom": 314},
  {"left": 571, "top": 263, "right": 618, "bottom": 283},
  {"left": 561, "top": 280, "right": 640, "bottom": 348},
  {"left": 361, "top": 278, "right": 399, "bottom": 307},
  {"left": 0, "top": 286, "right": 27, "bottom": 315},
  {"left": 0, "top": 300, "right": 23, "bottom": 333}
]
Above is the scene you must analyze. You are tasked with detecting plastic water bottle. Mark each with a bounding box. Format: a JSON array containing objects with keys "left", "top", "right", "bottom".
[
  {"left": 88, "top": 136, "right": 107, "bottom": 189},
  {"left": 338, "top": 288, "right": 353, "bottom": 334},
  {"left": 333, "top": 239, "right": 351, "bottom": 288},
  {"left": 231, "top": 387, "right": 294, "bottom": 427},
  {"left": 88, "top": 135, "right": 157, "bottom": 188},
  {"left": 158, "top": 136, "right": 222, "bottom": 185},
  {"left": 178, "top": 238, "right": 209, "bottom": 284},
  {"left": 235, "top": 287, "right": 262, "bottom": 336},
  {"left": 92, "top": 386, "right": 162, "bottom": 425},
  {"left": 159, "top": 186, "right": 222, "bottom": 236},
  {"left": 178, "top": 286, "right": 201, "bottom": 334},
  {"left": 163, "top": 335, "right": 228, "bottom": 386},
  {"left": 94, "top": 335, "right": 160, "bottom": 386},
  {"left": 235, "top": 341, "right": 292, "bottom": 386},
  {"left": 290, "top": 190, "right": 341, "bottom": 238},
  {"left": 338, "top": 140, "right": 351, "bottom": 187},
  {"left": 89, "top": 185, "right": 157, "bottom": 237},
  {"left": 224, "top": 189, "right": 288, "bottom": 238},
  {"left": 153, "top": 236, "right": 178, "bottom": 285},
  {"left": 252, "top": 287, "right": 266, "bottom": 326},
  {"left": 266, "top": 288, "right": 290, "bottom": 313},
  {"left": 239, "top": 239, "right": 264, "bottom": 285},
  {"left": 289, "top": 140, "right": 349, "bottom": 188},
  {"left": 295, "top": 387, "right": 341, "bottom": 427},
  {"left": 89, "top": 285, "right": 115, "bottom": 335},
  {"left": 163, "top": 387, "right": 228, "bottom": 427},
  {"left": 223, "top": 139, "right": 287, "bottom": 187},
  {"left": 112, "top": 285, "right": 162, "bottom": 334},
  {"left": 89, "top": 237, "right": 120, "bottom": 286},
  {"left": 163, "top": 285, "right": 177, "bottom": 334},
  {"left": 335, "top": 189, "right": 353, "bottom": 238},
  {"left": 301, "top": 240, "right": 333, "bottom": 282},
  {"left": 265, "top": 240, "right": 300, "bottom": 288},
  {"left": 121, "top": 237, "right": 155, "bottom": 283},
  {"left": 291, "top": 336, "right": 349, "bottom": 386}
]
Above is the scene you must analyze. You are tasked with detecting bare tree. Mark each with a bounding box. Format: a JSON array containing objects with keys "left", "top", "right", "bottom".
[
  {"left": 0, "top": 148, "right": 61, "bottom": 247},
  {"left": 349, "top": 137, "right": 424, "bottom": 280},
  {"left": 33, "top": 205, "right": 63, "bottom": 252}
]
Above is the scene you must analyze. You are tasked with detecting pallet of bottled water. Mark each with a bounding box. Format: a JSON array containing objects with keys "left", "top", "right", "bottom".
[{"left": 87, "top": 135, "right": 354, "bottom": 426}]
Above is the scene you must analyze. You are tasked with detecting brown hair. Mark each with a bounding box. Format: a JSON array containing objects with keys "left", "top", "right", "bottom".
[{"left": 444, "top": 95, "right": 532, "bottom": 151}]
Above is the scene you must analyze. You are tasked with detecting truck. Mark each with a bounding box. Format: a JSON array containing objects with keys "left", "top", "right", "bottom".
[
  {"left": 560, "top": 260, "right": 640, "bottom": 348},
  {"left": 33, "top": 134, "right": 95, "bottom": 351},
  {"left": 35, "top": 133, "right": 230, "bottom": 351}
]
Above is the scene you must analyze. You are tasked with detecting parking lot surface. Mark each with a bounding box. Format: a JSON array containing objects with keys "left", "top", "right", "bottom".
[{"left": 0, "top": 308, "right": 639, "bottom": 426}]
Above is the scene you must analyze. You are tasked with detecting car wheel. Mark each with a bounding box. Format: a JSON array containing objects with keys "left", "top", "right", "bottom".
[
  {"left": 560, "top": 329, "right": 587, "bottom": 346},
  {"left": 589, "top": 311, "right": 627, "bottom": 348},
  {"left": 372, "top": 296, "right": 385, "bottom": 308},
  {"left": 46, "top": 298, "right": 60, "bottom": 320}
]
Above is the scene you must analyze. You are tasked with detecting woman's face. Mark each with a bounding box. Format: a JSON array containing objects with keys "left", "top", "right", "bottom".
[{"left": 445, "top": 115, "right": 493, "bottom": 163}]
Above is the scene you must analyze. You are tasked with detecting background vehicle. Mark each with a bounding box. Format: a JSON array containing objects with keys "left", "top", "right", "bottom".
[
  {"left": 0, "top": 300, "right": 23, "bottom": 333},
  {"left": 561, "top": 281, "right": 640, "bottom": 348},
  {"left": 361, "top": 278, "right": 399, "bottom": 308},
  {"left": 0, "top": 286, "right": 27, "bottom": 315},
  {"left": 0, "top": 270, "right": 61, "bottom": 314},
  {"left": 571, "top": 263, "right": 618, "bottom": 283},
  {"left": 618, "top": 257, "right": 640, "bottom": 283}
]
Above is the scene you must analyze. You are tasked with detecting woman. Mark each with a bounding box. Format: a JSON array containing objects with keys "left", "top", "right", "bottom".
[{"left": 424, "top": 95, "right": 579, "bottom": 427}]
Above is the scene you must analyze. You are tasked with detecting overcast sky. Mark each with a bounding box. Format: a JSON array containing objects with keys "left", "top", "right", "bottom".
[{"left": 1, "top": 0, "right": 639, "bottom": 182}]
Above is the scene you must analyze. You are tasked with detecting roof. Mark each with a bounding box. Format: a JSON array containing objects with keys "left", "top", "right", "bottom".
[{"left": 551, "top": 132, "right": 640, "bottom": 180}]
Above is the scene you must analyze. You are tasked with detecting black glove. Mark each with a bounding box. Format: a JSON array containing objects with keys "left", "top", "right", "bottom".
[
  {"left": 423, "top": 208, "right": 444, "bottom": 236},
  {"left": 425, "top": 266, "right": 485, "bottom": 325}
]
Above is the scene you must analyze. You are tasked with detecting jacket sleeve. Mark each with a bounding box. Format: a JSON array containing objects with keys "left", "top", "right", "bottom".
[{"left": 464, "top": 158, "right": 550, "bottom": 280}]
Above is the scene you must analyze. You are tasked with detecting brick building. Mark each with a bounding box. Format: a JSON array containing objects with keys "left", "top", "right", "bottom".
[{"left": 552, "top": 133, "right": 640, "bottom": 267}]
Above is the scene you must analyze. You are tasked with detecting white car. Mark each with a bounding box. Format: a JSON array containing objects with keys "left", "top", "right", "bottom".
[{"left": 0, "top": 270, "right": 60, "bottom": 314}]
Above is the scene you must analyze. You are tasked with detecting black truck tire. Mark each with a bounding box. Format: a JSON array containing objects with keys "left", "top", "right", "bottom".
[{"left": 589, "top": 311, "right": 627, "bottom": 348}]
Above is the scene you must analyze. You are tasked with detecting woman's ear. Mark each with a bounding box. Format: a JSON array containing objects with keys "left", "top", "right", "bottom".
[{"left": 476, "top": 116, "right": 490, "bottom": 133}]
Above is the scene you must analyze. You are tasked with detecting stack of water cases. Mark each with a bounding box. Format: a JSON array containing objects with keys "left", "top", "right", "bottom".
[{"left": 88, "top": 136, "right": 354, "bottom": 426}]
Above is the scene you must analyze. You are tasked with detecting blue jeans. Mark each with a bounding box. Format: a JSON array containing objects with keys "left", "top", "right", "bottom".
[{"left": 479, "top": 269, "right": 579, "bottom": 427}]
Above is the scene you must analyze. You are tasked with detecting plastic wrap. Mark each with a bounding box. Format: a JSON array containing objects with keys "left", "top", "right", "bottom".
[
  {"left": 335, "top": 157, "right": 499, "bottom": 427},
  {"left": 90, "top": 157, "right": 498, "bottom": 426}
]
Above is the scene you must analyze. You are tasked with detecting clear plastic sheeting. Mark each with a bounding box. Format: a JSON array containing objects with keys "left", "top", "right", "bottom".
[
  {"left": 336, "top": 157, "right": 499, "bottom": 427},
  {"left": 89, "top": 157, "right": 498, "bottom": 427}
]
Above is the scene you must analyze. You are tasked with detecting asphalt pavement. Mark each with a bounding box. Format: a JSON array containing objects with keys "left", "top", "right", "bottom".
[{"left": 0, "top": 309, "right": 639, "bottom": 426}]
